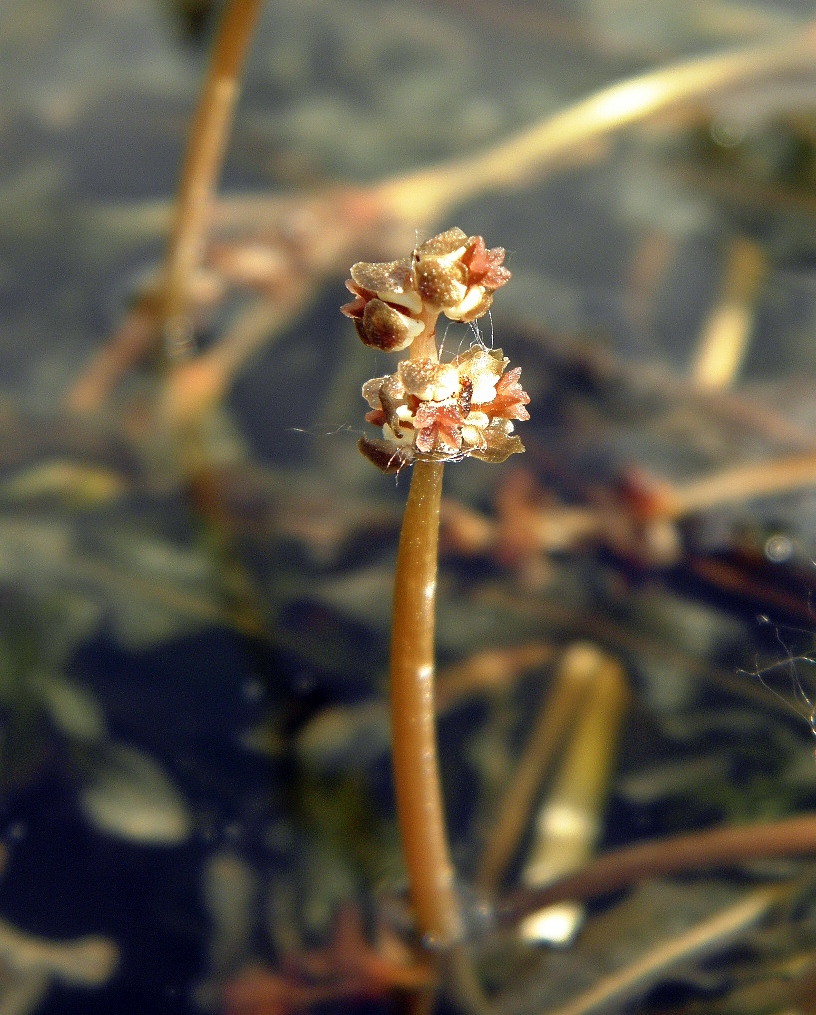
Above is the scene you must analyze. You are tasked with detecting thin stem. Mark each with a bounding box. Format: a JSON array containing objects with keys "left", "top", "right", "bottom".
[
  {"left": 497, "top": 810, "right": 816, "bottom": 928},
  {"left": 71, "top": 30, "right": 816, "bottom": 413},
  {"left": 646, "top": 452, "right": 816, "bottom": 521},
  {"left": 160, "top": 0, "right": 263, "bottom": 333},
  {"left": 544, "top": 885, "right": 784, "bottom": 1015},
  {"left": 88, "top": 28, "right": 816, "bottom": 245},
  {"left": 689, "top": 236, "right": 765, "bottom": 390},
  {"left": 476, "top": 645, "right": 595, "bottom": 892},
  {"left": 67, "top": 0, "right": 263, "bottom": 414},
  {"left": 390, "top": 458, "right": 461, "bottom": 947}
]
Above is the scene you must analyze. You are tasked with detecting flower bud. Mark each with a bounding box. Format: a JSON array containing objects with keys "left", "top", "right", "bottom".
[{"left": 355, "top": 298, "right": 424, "bottom": 352}]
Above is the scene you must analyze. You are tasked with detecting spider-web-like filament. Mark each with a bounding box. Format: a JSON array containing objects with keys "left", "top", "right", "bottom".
[{"left": 747, "top": 614, "right": 816, "bottom": 739}]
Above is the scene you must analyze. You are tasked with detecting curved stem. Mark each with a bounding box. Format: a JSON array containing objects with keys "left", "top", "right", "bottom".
[{"left": 390, "top": 459, "right": 461, "bottom": 947}]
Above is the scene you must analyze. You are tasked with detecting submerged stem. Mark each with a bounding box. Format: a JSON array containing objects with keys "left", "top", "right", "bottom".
[
  {"left": 372, "top": 29, "right": 816, "bottom": 222},
  {"left": 66, "top": 0, "right": 263, "bottom": 415},
  {"left": 496, "top": 810, "right": 816, "bottom": 927},
  {"left": 390, "top": 459, "right": 461, "bottom": 947},
  {"left": 160, "top": 0, "right": 263, "bottom": 332}
]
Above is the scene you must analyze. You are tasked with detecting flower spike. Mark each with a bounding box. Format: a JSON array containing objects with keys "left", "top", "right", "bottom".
[{"left": 343, "top": 228, "right": 527, "bottom": 471}]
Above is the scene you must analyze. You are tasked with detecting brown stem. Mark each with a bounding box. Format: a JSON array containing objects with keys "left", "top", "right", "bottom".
[
  {"left": 390, "top": 459, "right": 461, "bottom": 947},
  {"left": 67, "top": 0, "right": 263, "bottom": 414},
  {"left": 161, "top": 0, "right": 263, "bottom": 331},
  {"left": 497, "top": 810, "right": 816, "bottom": 929}
]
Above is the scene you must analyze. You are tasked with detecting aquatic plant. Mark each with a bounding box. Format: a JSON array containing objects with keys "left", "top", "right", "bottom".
[
  {"left": 342, "top": 230, "right": 528, "bottom": 948},
  {"left": 15, "top": 0, "right": 816, "bottom": 1011}
]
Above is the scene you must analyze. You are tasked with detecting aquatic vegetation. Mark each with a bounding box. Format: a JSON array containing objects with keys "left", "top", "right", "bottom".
[
  {"left": 7, "top": 0, "right": 816, "bottom": 1013},
  {"left": 347, "top": 229, "right": 527, "bottom": 472},
  {"left": 79, "top": 742, "right": 192, "bottom": 846},
  {"left": 344, "top": 229, "right": 527, "bottom": 950}
]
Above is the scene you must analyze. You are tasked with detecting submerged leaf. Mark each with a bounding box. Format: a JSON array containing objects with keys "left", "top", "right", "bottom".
[{"left": 80, "top": 742, "right": 192, "bottom": 845}]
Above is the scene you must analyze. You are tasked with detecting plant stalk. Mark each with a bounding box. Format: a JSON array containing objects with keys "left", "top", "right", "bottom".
[
  {"left": 66, "top": 0, "right": 263, "bottom": 413},
  {"left": 160, "top": 0, "right": 263, "bottom": 332},
  {"left": 497, "top": 810, "right": 816, "bottom": 928},
  {"left": 372, "top": 29, "right": 816, "bottom": 222},
  {"left": 390, "top": 458, "right": 462, "bottom": 947}
]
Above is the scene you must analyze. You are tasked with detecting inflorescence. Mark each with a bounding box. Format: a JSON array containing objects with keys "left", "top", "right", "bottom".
[{"left": 342, "top": 228, "right": 529, "bottom": 473}]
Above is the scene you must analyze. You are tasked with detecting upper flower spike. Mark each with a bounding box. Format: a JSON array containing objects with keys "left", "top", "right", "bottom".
[
  {"left": 341, "top": 228, "right": 511, "bottom": 351},
  {"left": 342, "top": 228, "right": 527, "bottom": 473}
]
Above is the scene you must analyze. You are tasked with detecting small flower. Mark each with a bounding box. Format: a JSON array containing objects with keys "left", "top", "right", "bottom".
[
  {"left": 399, "top": 358, "right": 459, "bottom": 402},
  {"left": 412, "top": 228, "right": 511, "bottom": 324},
  {"left": 452, "top": 346, "right": 504, "bottom": 404},
  {"left": 356, "top": 344, "right": 529, "bottom": 472},
  {"left": 412, "top": 229, "right": 470, "bottom": 310},
  {"left": 348, "top": 257, "right": 422, "bottom": 315},
  {"left": 414, "top": 400, "right": 465, "bottom": 454},
  {"left": 487, "top": 366, "right": 530, "bottom": 421},
  {"left": 341, "top": 257, "right": 425, "bottom": 351},
  {"left": 342, "top": 285, "right": 425, "bottom": 352},
  {"left": 461, "top": 234, "right": 512, "bottom": 290}
]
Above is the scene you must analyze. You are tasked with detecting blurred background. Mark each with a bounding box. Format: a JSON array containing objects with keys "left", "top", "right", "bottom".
[{"left": 4, "top": 1, "right": 816, "bottom": 1013}]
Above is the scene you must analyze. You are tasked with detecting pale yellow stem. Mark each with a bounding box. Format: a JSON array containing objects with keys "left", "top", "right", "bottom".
[
  {"left": 518, "top": 649, "right": 629, "bottom": 945},
  {"left": 545, "top": 885, "right": 783, "bottom": 1015},
  {"left": 657, "top": 452, "right": 816, "bottom": 520},
  {"left": 372, "top": 31, "right": 816, "bottom": 223},
  {"left": 476, "top": 644, "right": 597, "bottom": 892},
  {"left": 690, "top": 236, "right": 766, "bottom": 390}
]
